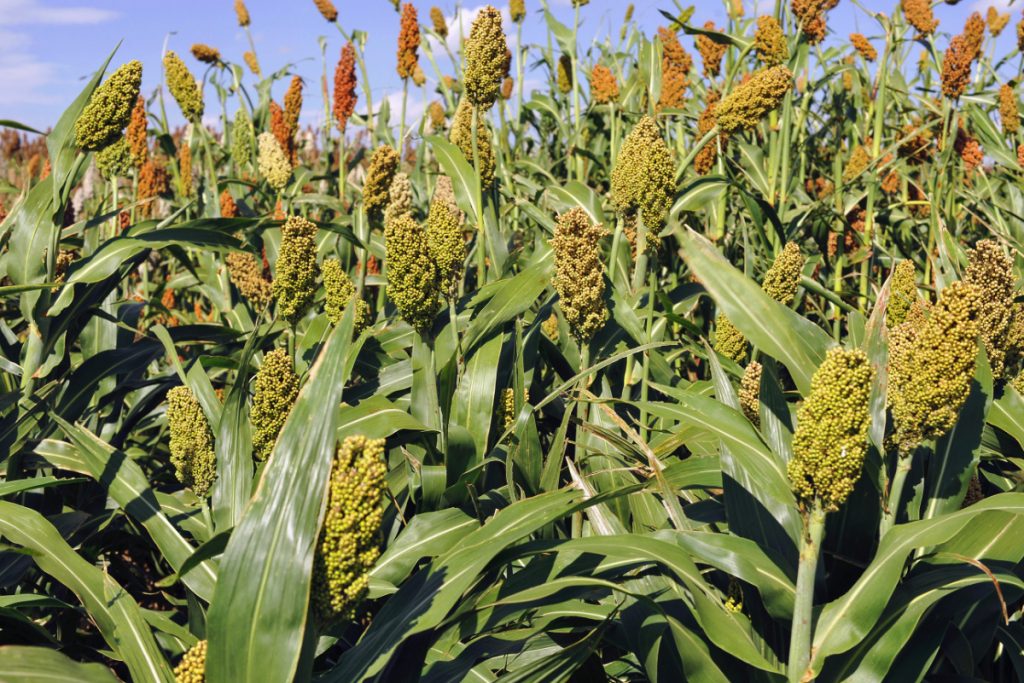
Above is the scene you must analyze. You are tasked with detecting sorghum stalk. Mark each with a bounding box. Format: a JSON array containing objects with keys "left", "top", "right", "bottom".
[{"left": 789, "top": 501, "right": 825, "bottom": 683}]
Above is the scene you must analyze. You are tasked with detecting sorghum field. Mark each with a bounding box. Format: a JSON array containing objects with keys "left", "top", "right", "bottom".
[{"left": 2, "top": 0, "right": 1024, "bottom": 680}]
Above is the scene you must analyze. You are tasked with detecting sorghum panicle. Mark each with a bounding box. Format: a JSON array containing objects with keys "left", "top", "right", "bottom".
[
  {"left": 126, "top": 96, "right": 148, "bottom": 168},
  {"left": 999, "top": 84, "right": 1019, "bottom": 135},
  {"left": 740, "top": 361, "right": 762, "bottom": 426},
  {"left": 251, "top": 348, "right": 300, "bottom": 462},
  {"left": 510, "top": 0, "right": 526, "bottom": 23},
  {"left": 590, "top": 64, "right": 619, "bottom": 104},
  {"left": 556, "top": 54, "right": 573, "bottom": 94},
  {"left": 788, "top": 348, "right": 874, "bottom": 510},
  {"left": 427, "top": 195, "right": 465, "bottom": 296},
  {"left": 850, "top": 33, "right": 877, "bottom": 61},
  {"left": 430, "top": 7, "right": 448, "bottom": 38},
  {"left": 886, "top": 260, "right": 917, "bottom": 329},
  {"left": 754, "top": 16, "right": 789, "bottom": 66},
  {"left": 334, "top": 44, "right": 358, "bottom": 132},
  {"left": 173, "top": 640, "right": 207, "bottom": 683},
  {"left": 696, "top": 21, "right": 727, "bottom": 78},
  {"left": 551, "top": 207, "right": 608, "bottom": 343},
  {"left": 450, "top": 98, "right": 496, "bottom": 187},
  {"left": 694, "top": 91, "right": 727, "bottom": 175},
  {"left": 312, "top": 436, "right": 387, "bottom": 625},
  {"left": 163, "top": 51, "right": 204, "bottom": 120},
  {"left": 96, "top": 138, "right": 131, "bottom": 179},
  {"left": 257, "top": 132, "right": 291, "bottom": 191},
  {"left": 190, "top": 43, "right": 221, "bottom": 65},
  {"left": 244, "top": 51, "right": 261, "bottom": 77},
  {"left": 762, "top": 242, "right": 805, "bottom": 305},
  {"left": 903, "top": 0, "right": 938, "bottom": 35},
  {"left": 463, "top": 6, "right": 508, "bottom": 109},
  {"left": 888, "top": 280, "right": 981, "bottom": 452},
  {"left": 942, "top": 36, "right": 973, "bottom": 99},
  {"left": 716, "top": 65, "right": 793, "bottom": 132},
  {"left": 988, "top": 7, "right": 1009, "bottom": 37},
  {"left": 385, "top": 213, "right": 441, "bottom": 332},
  {"left": 167, "top": 386, "right": 217, "bottom": 498},
  {"left": 397, "top": 4, "right": 421, "bottom": 80},
  {"left": 313, "top": 0, "right": 338, "bottom": 22},
  {"left": 75, "top": 60, "right": 143, "bottom": 151},
  {"left": 323, "top": 257, "right": 371, "bottom": 330},
  {"left": 234, "top": 0, "right": 250, "bottom": 27},
  {"left": 273, "top": 215, "right": 320, "bottom": 324},
  {"left": 964, "top": 240, "right": 1021, "bottom": 380},
  {"left": 231, "top": 109, "right": 254, "bottom": 167},
  {"left": 363, "top": 145, "right": 400, "bottom": 224},
  {"left": 384, "top": 171, "right": 413, "bottom": 227},
  {"left": 714, "top": 314, "right": 748, "bottom": 362},
  {"left": 610, "top": 116, "right": 675, "bottom": 238}
]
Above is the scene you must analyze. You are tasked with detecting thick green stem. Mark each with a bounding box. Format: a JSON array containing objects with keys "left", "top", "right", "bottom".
[
  {"left": 788, "top": 501, "right": 826, "bottom": 683},
  {"left": 880, "top": 451, "right": 912, "bottom": 537}
]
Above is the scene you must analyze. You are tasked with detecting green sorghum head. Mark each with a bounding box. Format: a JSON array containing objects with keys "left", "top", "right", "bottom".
[
  {"left": 739, "top": 360, "right": 762, "bottom": 426},
  {"left": 163, "top": 51, "right": 204, "bottom": 120},
  {"left": 463, "top": 6, "right": 507, "bottom": 109},
  {"left": 450, "top": 98, "right": 496, "bottom": 187},
  {"left": 715, "top": 65, "right": 792, "bottom": 132},
  {"left": 258, "top": 132, "right": 292, "bottom": 192},
  {"left": 231, "top": 109, "right": 255, "bottom": 167},
  {"left": 551, "top": 207, "right": 608, "bottom": 343},
  {"left": 754, "top": 16, "right": 788, "bottom": 66},
  {"left": 95, "top": 137, "right": 132, "bottom": 179},
  {"left": 173, "top": 639, "right": 207, "bottom": 683},
  {"left": 251, "top": 349, "right": 300, "bottom": 462},
  {"left": 75, "top": 60, "right": 142, "bottom": 151},
  {"left": 363, "top": 145, "right": 400, "bottom": 225},
  {"left": 311, "top": 435, "right": 387, "bottom": 625},
  {"left": 322, "top": 257, "right": 371, "bottom": 331},
  {"left": 557, "top": 54, "right": 573, "bottom": 94},
  {"left": 273, "top": 216, "right": 320, "bottom": 325},
  {"left": 886, "top": 260, "right": 917, "bottom": 329},
  {"left": 386, "top": 213, "right": 441, "bottom": 332},
  {"left": 788, "top": 347, "right": 874, "bottom": 511},
  {"left": 167, "top": 385, "right": 216, "bottom": 498},
  {"left": 888, "top": 280, "right": 981, "bottom": 452},
  {"left": 964, "top": 240, "right": 1021, "bottom": 380},
  {"left": 426, "top": 197, "right": 465, "bottom": 297},
  {"left": 510, "top": 0, "right": 525, "bottom": 23},
  {"left": 610, "top": 116, "right": 675, "bottom": 236},
  {"left": 714, "top": 313, "right": 748, "bottom": 362},
  {"left": 842, "top": 144, "right": 871, "bottom": 184},
  {"left": 761, "top": 241, "right": 805, "bottom": 305}
]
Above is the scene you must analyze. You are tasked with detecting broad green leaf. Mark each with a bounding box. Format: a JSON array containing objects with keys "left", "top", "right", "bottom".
[
  {"left": 0, "top": 646, "right": 119, "bottom": 683},
  {"left": 206, "top": 304, "right": 363, "bottom": 683}
]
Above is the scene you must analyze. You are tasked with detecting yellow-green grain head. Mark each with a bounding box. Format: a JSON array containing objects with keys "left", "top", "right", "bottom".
[
  {"left": 251, "top": 349, "right": 300, "bottom": 462},
  {"left": 385, "top": 214, "right": 441, "bottom": 332},
  {"left": 761, "top": 241, "right": 805, "bottom": 305},
  {"left": 964, "top": 240, "right": 1021, "bottom": 380},
  {"left": 888, "top": 280, "right": 981, "bottom": 452},
  {"left": 551, "top": 207, "right": 608, "bottom": 343},
  {"left": 463, "top": 6, "right": 508, "bottom": 109},
  {"left": 714, "top": 314, "right": 748, "bottom": 362},
  {"left": 788, "top": 348, "right": 874, "bottom": 511},
  {"left": 610, "top": 116, "right": 675, "bottom": 242},
  {"left": 75, "top": 60, "right": 142, "bottom": 151},
  {"left": 273, "top": 216, "right": 320, "bottom": 325},
  {"left": 323, "top": 257, "right": 371, "bottom": 331},
  {"left": 167, "top": 386, "right": 216, "bottom": 498},
  {"left": 311, "top": 436, "right": 387, "bottom": 625},
  {"left": 363, "top": 145, "right": 400, "bottom": 225},
  {"left": 95, "top": 137, "right": 132, "bottom": 179},
  {"left": 740, "top": 361, "right": 762, "bottom": 426},
  {"left": 257, "top": 132, "right": 291, "bottom": 191},
  {"left": 426, "top": 196, "right": 465, "bottom": 297},
  {"left": 163, "top": 51, "right": 204, "bottom": 121},
  {"left": 886, "top": 260, "right": 917, "bottom": 329},
  {"left": 450, "top": 98, "right": 496, "bottom": 187},
  {"left": 173, "top": 640, "right": 207, "bottom": 683},
  {"left": 715, "top": 65, "right": 792, "bottom": 132}
]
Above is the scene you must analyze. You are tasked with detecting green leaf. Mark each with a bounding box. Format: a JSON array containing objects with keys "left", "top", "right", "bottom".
[
  {"left": 370, "top": 508, "right": 479, "bottom": 586},
  {"left": 678, "top": 229, "right": 831, "bottom": 395},
  {"left": 0, "top": 502, "right": 174, "bottom": 682},
  {"left": 427, "top": 135, "right": 481, "bottom": 224},
  {"left": 206, "top": 304, "right": 363, "bottom": 683},
  {"left": 0, "top": 646, "right": 120, "bottom": 682}
]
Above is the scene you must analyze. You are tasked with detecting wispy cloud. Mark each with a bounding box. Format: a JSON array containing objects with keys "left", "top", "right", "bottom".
[
  {"left": 0, "top": 0, "right": 119, "bottom": 108},
  {"left": 0, "top": 0, "right": 118, "bottom": 26},
  {"left": 970, "top": 0, "right": 1016, "bottom": 12}
]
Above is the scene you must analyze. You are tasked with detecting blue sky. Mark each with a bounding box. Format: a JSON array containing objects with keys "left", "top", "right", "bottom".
[{"left": 0, "top": 0, "right": 1020, "bottom": 131}]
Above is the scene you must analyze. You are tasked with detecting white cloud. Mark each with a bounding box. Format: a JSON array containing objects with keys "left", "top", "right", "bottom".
[
  {"left": 971, "top": 0, "right": 1016, "bottom": 11},
  {"left": 0, "top": 1, "right": 118, "bottom": 107},
  {"left": 0, "top": 0, "right": 118, "bottom": 25}
]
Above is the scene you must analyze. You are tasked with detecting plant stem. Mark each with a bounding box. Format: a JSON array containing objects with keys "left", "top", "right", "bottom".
[
  {"left": 788, "top": 501, "right": 826, "bottom": 683},
  {"left": 470, "top": 104, "right": 487, "bottom": 285},
  {"left": 880, "top": 451, "right": 912, "bottom": 537}
]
